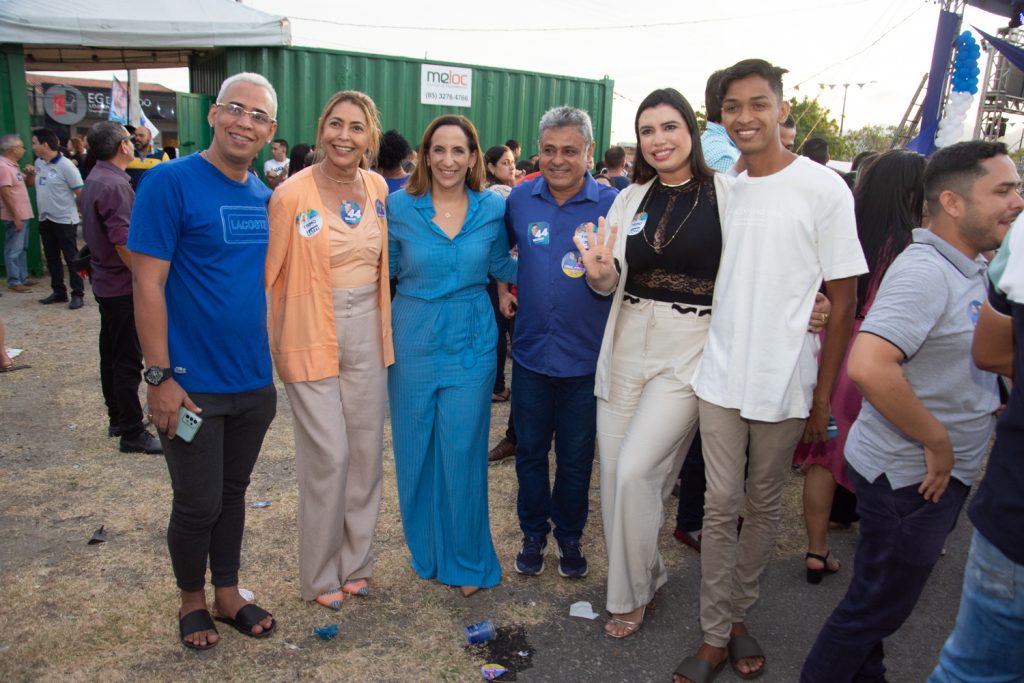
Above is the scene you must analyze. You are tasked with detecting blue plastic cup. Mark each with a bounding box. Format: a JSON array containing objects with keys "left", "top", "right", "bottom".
[
  {"left": 827, "top": 415, "right": 839, "bottom": 439},
  {"left": 465, "top": 619, "right": 496, "bottom": 644}
]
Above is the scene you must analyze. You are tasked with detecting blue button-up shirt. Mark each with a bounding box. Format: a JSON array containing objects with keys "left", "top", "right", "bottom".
[
  {"left": 701, "top": 121, "right": 740, "bottom": 173},
  {"left": 506, "top": 173, "right": 618, "bottom": 377}
]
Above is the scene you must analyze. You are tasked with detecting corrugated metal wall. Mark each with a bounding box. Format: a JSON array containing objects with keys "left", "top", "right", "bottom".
[
  {"left": 174, "top": 92, "right": 214, "bottom": 157},
  {"left": 190, "top": 46, "right": 613, "bottom": 169},
  {"left": 0, "top": 43, "right": 40, "bottom": 277}
]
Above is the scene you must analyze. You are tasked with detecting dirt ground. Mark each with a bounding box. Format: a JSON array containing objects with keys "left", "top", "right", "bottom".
[{"left": 0, "top": 281, "right": 842, "bottom": 682}]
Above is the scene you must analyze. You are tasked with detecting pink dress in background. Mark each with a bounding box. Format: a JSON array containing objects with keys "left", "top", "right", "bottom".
[
  {"left": 794, "top": 284, "right": 879, "bottom": 492},
  {"left": 793, "top": 319, "right": 864, "bottom": 491}
]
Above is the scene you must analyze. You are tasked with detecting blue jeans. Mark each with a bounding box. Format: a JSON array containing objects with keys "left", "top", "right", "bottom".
[
  {"left": 927, "top": 530, "right": 1024, "bottom": 683},
  {"left": 511, "top": 361, "right": 596, "bottom": 543},
  {"left": 3, "top": 220, "right": 28, "bottom": 286},
  {"left": 800, "top": 466, "right": 969, "bottom": 683}
]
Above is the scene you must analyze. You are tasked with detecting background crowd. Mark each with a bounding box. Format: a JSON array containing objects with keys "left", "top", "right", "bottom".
[{"left": 1, "top": 56, "right": 1021, "bottom": 683}]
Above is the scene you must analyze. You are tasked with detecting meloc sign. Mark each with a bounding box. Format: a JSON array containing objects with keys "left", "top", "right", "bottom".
[{"left": 420, "top": 64, "right": 472, "bottom": 108}]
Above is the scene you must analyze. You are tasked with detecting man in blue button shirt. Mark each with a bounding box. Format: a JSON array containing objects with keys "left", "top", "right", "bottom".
[{"left": 503, "top": 106, "right": 619, "bottom": 579}]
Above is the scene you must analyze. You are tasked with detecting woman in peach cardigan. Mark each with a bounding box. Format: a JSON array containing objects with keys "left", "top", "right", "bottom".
[{"left": 265, "top": 91, "right": 393, "bottom": 611}]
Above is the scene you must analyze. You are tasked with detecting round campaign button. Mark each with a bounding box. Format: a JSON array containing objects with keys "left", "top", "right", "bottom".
[
  {"left": 561, "top": 251, "right": 586, "bottom": 278},
  {"left": 574, "top": 222, "right": 596, "bottom": 250},
  {"left": 296, "top": 209, "right": 323, "bottom": 238},
  {"left": 627, "top": 212, "right": 648, "bottom": 236},
  {"left": 341, "top": 200, "right": 362, "bottom": 226}
]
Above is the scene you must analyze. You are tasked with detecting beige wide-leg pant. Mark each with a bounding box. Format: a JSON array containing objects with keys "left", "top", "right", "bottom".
[
  {"left": 285, "top": 285, "right": 386, "bottom": 601},
  {"left": 697, "top": 400, "right": 806, "bottom": 647},
  {"left": 597, "top": 297, "right": 709, "bottom": 614}
]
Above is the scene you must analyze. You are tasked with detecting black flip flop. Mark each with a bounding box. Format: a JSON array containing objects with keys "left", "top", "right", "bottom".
[
  {"left": 727, "top": 634, "right": 766, "bottom": 680},
  {"left": 179, "top": 608, "right": 218, "bottom": 650},
  {"left": 0, "top": 363, "right": 29, "bottom": 373},
  {"left": 214, "top": 603, "right": 276, "bottom": 638},
  {"left": 673, "top": 654, "right": 726, "bottom": 683}
]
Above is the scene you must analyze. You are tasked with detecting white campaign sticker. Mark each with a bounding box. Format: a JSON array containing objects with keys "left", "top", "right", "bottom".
[
  {"left": 296, "top": 210, "right": 323, "bottom": 238},
  {"left": 627, "top": 211, "right": 648, "bottom": 236}
]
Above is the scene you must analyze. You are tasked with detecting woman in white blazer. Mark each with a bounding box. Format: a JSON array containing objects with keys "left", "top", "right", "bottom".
[{"left": 576, "top": 88, "right": 827, "bottom": 640}]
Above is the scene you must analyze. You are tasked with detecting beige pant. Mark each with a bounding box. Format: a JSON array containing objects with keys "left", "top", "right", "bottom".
[
  {"left": 597, "top": 298, "right": 708, "bottom": 613},
  {"left": 697, "top": 399, "right": 806, "bottom": 646},
  {"left": 286, "top": 285, "right": 386, "bottom": 601}
]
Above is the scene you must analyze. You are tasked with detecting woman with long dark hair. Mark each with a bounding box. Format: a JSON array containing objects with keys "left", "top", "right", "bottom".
[
  {"left": 581, "top": 88, "right": 726, "bottom": 638},
  {"left": 288, "top": 143, "right": 314, "bottom": 176},
  {"left": 580, "top": 88, "right": 832, "bottom": 643},
  {"left": 483, "top": 144, "right": 516, "bottom": 198},
  {"left": 794, "top": 149, "right": 925, "bottom": 583}
]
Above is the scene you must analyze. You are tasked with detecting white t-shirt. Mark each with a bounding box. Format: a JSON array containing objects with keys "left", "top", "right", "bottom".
[
  {"left": 693, "top": 156, "right": 867, "bottom": 421},
  {"left": 263, "top": 157, "right": 289, "bottom": 180}
]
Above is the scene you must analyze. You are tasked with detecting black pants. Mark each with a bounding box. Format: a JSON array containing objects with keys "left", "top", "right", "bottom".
[
  {"left": 675, "top": 431, "right": 706, "bottom": 532},
  {"left": 96, "top": 293, "right": 144, "bottom": 437},
  {"left": 162, "top": 384, "right": 277, "bottom": 591},
  {"left": 487, "top": 279, "right": 513, "bottom": 394},
  {"left": 39, "top": 219, "right": 83, "bottom": 297}
]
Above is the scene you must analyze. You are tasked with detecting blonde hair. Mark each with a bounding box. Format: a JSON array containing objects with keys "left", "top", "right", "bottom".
[
  {"left": 406, "top": 115, "right": 485, "bottom": 196},
  {"left": 314, "top": 91, "right": 382, "bottom": 170}
]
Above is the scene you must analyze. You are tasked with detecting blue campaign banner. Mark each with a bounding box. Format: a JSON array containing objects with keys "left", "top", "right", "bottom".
[{"left": 906, "top": 9, "right": 961, "bottom": 156}]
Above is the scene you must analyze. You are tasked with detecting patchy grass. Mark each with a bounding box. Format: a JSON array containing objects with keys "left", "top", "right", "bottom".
[{"left": 0, "top": 289, "right": 814, "bottom": 682}]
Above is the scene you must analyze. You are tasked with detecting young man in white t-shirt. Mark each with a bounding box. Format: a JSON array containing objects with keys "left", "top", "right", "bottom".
[
  {"left": 673, "top": 59, "right": 867, "bottom": 683},
  {"left": 263, "top": 138, "right": 289, "bottom": 190}
]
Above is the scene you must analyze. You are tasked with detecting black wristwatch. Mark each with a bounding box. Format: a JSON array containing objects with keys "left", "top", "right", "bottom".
[{"left": 144, "top": 366, "right": 173, "bottom": 386}]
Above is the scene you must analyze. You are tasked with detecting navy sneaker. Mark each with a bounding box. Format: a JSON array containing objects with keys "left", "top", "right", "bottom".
[
  {"left": 556, "top": 539, "right": 588, "bottom": 578},
  {"left": 515, "top": 536, "right": 547, "bottom": 575}
]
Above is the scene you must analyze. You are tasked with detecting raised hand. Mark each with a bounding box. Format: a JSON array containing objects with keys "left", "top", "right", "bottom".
[{"left": 572, "top": 217, "right": 619, "bottom": 293}]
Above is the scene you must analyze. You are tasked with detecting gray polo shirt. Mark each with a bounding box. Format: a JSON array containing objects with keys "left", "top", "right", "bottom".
[
  {"left": 845, "top": 228, "right": 998, "bottom": 489},
  {"left": 33, "top": 153, "right": 83, "bottom": 224}
]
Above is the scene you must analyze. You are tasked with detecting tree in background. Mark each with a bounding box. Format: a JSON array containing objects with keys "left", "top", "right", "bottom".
[
  {"left": 788, "top": 96, "right": 855, "bottom": 159},
  {"left": 842, "top": 124, "right": 896, "bottom": 156}
]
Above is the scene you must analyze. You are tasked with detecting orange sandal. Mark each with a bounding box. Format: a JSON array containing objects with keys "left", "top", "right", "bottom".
[
  {"left": 342, "top": 579, "right": 369, "bottom": 597},
  {"left": 315, "top": 589, "right": 345, "bottom": 610}
]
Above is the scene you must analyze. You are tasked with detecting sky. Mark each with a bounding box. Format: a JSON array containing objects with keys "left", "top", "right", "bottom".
[{"left": 31, "top": 0, "right": 1023, "bottom": 148}]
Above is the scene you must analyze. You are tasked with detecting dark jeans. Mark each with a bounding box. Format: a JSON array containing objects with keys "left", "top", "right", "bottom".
[
  {"left": 675, "top": 431, "right": 706, "bottom": 532},
  {"left": 504, "top": 407, "right": 517, "bottom": 445},
  {"left": 163, "top": 384, "right": 277, "bottom": 592},
  {"left": 39, "top": 219, "right": 83, "bottom": 297},
  {"left": 511, "top": 361, "right": 595, "bottom": 543},
  {"left": 800, "top": 466, "right": 969, "bottom": 683},
  {"left": 95, "top": 293, "right": 144, "bottom": 437},
  {"left": 487, "top": 279, "right": 513, "bottom": 394}
]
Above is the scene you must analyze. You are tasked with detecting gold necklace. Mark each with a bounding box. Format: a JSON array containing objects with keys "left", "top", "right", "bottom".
[
  {"left": 434, "top": 195, "right": 467, "bottom": 220},
  {"left": 638, "top": 180, "right": 701, "bottom": 253},
  {"left": 318, "top": 161, "right": 359, "bottom": 184}
]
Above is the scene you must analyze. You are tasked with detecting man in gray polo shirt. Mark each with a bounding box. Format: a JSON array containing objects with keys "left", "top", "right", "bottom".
[
  {"left": 801, "top": 140, "right": 1021, "bottom": 683},
  {"left": 24, "top": 128, "right": 85, "bottom": 309}
]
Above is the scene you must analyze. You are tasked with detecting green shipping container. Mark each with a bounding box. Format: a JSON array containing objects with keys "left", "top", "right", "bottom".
[
  {"left": 187, "top": 45, "right": 613, "bottom": 172},
  {"left": 0, "top": 43, "right": 40, "bottom": 279}
]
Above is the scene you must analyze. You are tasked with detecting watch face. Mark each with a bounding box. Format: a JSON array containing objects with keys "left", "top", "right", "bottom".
[{"left": 145, "top": 367, "right": 166, "bottom": 385}]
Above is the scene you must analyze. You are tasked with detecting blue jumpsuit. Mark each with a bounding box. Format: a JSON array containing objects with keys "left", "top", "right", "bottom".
[{"left": 387, "top": 188, "right": 517, "bottom": 588}]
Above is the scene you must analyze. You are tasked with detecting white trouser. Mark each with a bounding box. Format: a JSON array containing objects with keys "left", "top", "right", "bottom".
[{"left": 597, "top": 296, "right": 709, "bottom": 613}]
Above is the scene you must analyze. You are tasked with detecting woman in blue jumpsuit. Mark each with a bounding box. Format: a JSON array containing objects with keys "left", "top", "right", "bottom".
[{"left": 387, "top": 115, "right": 517, "bottom": 596}]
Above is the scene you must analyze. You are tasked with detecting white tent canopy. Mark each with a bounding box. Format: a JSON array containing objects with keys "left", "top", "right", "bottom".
[{"left": 1, "top": 0, "right": 291, "bottom": 70}]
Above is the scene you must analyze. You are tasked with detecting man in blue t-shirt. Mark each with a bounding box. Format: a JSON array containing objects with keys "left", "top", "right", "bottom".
[
  {"left": 501, "top": 106, "right": 618, "bottom": 580},
  {"left": 927, "top": 218, "right": 1024, "bottom": 683},
  {"left": 128, "top": 72, "right": 280, "bottom": 651}
]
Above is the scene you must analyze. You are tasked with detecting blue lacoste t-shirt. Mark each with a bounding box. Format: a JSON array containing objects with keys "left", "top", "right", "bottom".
[{"left": 128, "top": 153, "right": 273, "bottom": 394}]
